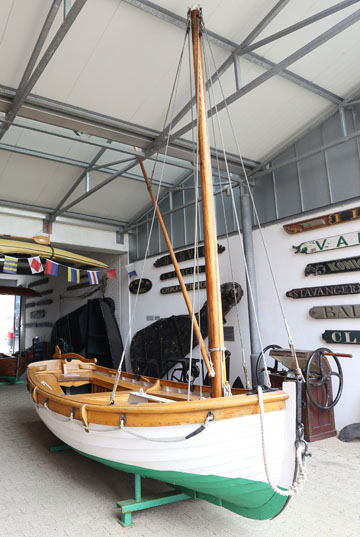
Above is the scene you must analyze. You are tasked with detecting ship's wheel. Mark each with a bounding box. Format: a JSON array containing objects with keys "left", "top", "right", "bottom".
[
  {"left": 255, "top": 344, "right": 282, "bottom": 385},
  {"left": 305, "top": 348, "right": 343, "bottom": 411}
]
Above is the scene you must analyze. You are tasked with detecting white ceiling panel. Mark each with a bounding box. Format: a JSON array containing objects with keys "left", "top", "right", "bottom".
[
  {"left": 64, "top": 172, "right": 156, "bottom": 221},
  {"left": 0, "top": 0, "right": 52, "bottom": 88},
  {"left": 0, "top": 0, "right": 359, "bottom": 227},
  {"left": 0, "top": 150, "right": 83, "bottom": 206}
]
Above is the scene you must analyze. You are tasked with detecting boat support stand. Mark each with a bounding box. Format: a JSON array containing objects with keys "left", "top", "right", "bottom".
[
  {"left": 0, "top": 375, "right": 24, "bottom": 386},
  {"left": 48, "top": 443, "right": 193, "bottom": 528},
  {"left": 116, "top": 474, "right": 191, "bottom": 527}
]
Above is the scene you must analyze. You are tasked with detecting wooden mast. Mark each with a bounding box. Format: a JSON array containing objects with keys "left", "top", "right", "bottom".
[{"left": 190, "top": 8, "right": 225, "bottom": 398}]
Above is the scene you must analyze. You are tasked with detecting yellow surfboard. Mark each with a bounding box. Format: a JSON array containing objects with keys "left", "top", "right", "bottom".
[{"left": 0, "top": 235, "right": 108, "bottom": 269}]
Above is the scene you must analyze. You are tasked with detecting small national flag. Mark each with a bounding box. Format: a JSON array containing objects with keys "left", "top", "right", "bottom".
[
  {"left": 125, "top": 263, "right": 137, "bottom": 279},
  {"left": 44, "top": 259, "right": 59, "bottom": 276},
  {"left": 28, "top": 256, "right": 43, "bottom": 274},
  {"left": 3, "top": 256, "right": 18, "bottom": 274},
  {"left": 68, "top": 267, "right": 80, "bottom": 283},
  {"left": 106, "top": 269, "right": 117, "bottom": 281},
  {"left": 88, "top": 271, "right": 100, "bottom": 285}
]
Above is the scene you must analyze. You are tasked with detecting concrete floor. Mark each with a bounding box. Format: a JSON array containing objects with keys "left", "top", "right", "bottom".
[{"left": 0, "top": 383, "right": 359, "bottom": 537}]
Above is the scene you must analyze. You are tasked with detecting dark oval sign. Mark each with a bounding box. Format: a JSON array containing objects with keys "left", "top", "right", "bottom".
[{"left": 129, "top": 278, "right": 152, "bottom": 295}]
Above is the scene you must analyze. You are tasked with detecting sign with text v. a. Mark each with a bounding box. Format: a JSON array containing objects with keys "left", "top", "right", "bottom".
[{"left": 293, "top": 231, "right": 360, "bottom": 255}]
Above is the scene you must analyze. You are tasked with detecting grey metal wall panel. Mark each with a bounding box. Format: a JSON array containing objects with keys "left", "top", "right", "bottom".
[
  {"left": 326, "top": 140, "right": 360, "bottom": 202},
  {"left": 172, "top": 208, "right": 185, "bottom": 249},
  {"left": 253, "top": 173, "right": 276, "bottom": 224},
  {"left": 158, "top": 198, "right": 171, "bottom": 252},
  {"left": 137, "top": 223, "right": 148, "bottom": 259},
  {"left": 215, "top": 189, "right": 234, "bottom": 235},
  {"left": 172, "top": 189, "right": 183, "bottom": 209},
  {"left": 273, "top": 146, "right": 302, "bottom": 218},
  {"left": 322, "top": 113, "right": 343, "bottom": 143},
  {"left": 149, "top": 220, "right": 160, "bottom": 256},
  {"left": 296, "top": 126, "right": 330, "bottom": 210},
  {"left": 131, "top": 98, "right": 360, "bottom": 261}
]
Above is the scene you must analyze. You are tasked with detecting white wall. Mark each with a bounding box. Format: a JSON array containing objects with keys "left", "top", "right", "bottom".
[
  {"left": 17, "top": 251, "right": 121, "bottom": 353},
  {"left": 127, "top": 240, "right": 249, "bottom": 383},
  {"left": 253, "top": 201, "right": 360, "bottom": 431},
  {"left": 126, "top": 200, "right": 360, "bottom": 431}
]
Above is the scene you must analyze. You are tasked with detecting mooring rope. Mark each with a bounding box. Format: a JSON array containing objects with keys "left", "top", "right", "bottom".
[{"left": 257, "top": 386, "right": 308, "bottom": 496}]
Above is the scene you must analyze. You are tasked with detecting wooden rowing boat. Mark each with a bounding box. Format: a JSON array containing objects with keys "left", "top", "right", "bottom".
[
  {"left": 28, "top": 353, "right": 296, "bottom": 519},
  {"left": 0, "top": 353, "right": 33, "bottom": 379},
  {"left": 27, "top": 8, "right": 304, "bottom": 521},
  {"left": 0, "top": 234, "right": 108, "bottom": 268}
]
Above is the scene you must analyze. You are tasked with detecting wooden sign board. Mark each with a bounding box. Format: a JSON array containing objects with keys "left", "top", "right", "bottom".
[
  {"left": 129, "top": 278, "right": 152, "bottom": 294},
  {"left": 284, "top": 206, "right": 360, "bottom": 234},
  {"left": 160, "top": 265, "right": 206, "bottom": 281},
  {"left": 30, "top": 310, "right": 45, "bottom": 319},
  {"left": 160, "top": 281, "right": 207, "bottom": 294},
  {"left": 322, "top": 330, "right": 360, "bottom": 345},
  {"left": 286, "top": 283, "right": 360, "bottom": 299},
  {"left": 305, "top": 255, "right": 360, "bottom": 276},
  {"left": 293, "top": 231, "right": 360, "bottom": 255},
  {"left": 154, "top": 244, "right": 225, "bottom": 267},
  {"left": 310, "top": 305, "right": 360, "bottom": 319}
]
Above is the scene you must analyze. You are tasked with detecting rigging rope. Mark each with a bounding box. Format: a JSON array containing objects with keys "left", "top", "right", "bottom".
[
  {"left": 109, "top": 28, "right": 190, "bottom": 404},
  {"left": 257, "top": 386, "right": 308, "bottom": 496},
  {"left": 203, "top": 26, "right": 303, "bottom": 383},
  {"left": 202, "top": 29, "right": 251, "bottom": 390}
]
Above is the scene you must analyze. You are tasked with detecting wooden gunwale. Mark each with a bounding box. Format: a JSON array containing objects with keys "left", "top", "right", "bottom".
[{"left": 28, "top": 361, "right": 287, "bottom": 428}]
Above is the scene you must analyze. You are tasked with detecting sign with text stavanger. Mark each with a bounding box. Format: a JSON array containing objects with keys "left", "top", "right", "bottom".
[{"left": 286, "top": 283, "right": 360, "bottom": 299}]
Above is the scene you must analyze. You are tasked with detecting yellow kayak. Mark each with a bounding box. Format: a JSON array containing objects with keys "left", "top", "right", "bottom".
[{"left": 0, "top": 235, "right": 108, "bottom": 269}]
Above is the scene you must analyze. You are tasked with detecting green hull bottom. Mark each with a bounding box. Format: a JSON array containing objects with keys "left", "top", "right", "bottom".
[{"left": 76, "top": 450, "right": 288, "bottom": 520}]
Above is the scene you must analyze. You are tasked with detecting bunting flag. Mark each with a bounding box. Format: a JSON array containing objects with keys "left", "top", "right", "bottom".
[
  {"left": 68, "top": 267, "right": 80, "bottom": 283},
  {"left": 44, "top": 259, "right": 59, "bottom": 276},
  {"left": 88, "top": 271, "right": 100, "bottom": 285},
  {"left": 0, "top": 254, "right": 117, "bottom": 283},
  {"left": 106, "top": 269, "right": 117, "bottom": 281},
  {"left": 126, "top": 263, "right": 137, "bottom": 279},
  {"left": 28, "top": 256, "right": 43, "bottom": 274},
  {"left": 3, "top": 256, "right": 18, "bottom": 274}
]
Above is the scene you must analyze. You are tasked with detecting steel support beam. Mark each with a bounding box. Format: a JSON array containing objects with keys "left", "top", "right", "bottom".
[
  {"left": 0, "top": 0, "right": 62, "bottom": 141},
  {"left": 0, "top": 116, "right": 198, "bottom": 172},
  {"left": 236, "top": 0, "right": 360, "bottom": 57},
  {"left": 0, "top": 198, "right": 128, "bottom": 227},
  {"left": 239, "top": 185, "right": 261, "bottom": 386},
  {"left": 170, "top": 8, "right": 360, "bottom": 143},
  {"left": 49, "top": 145, "right": 109, "bottom": 223},
  {"left": 0, "top": 142, "right": 172, "bottom": 188},
  {"left": 0, "top": 87, "right": 257, "bottom": 172},
  {"left": 0, "top": 0, "right": 87, "bottom": 140},
  {"left": 251, "top": 127, "right": 360, "bottom": 179},
  {"left": 143, "top": 0, "right": 344, "bottom": 156},
  {"left": 57, "top": 160, "right": 147, "bottom": 215}
]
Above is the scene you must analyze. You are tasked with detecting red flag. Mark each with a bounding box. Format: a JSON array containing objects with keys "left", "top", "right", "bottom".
[
  {"left": 28, "top": 256, "right": 43, "bottom": 274},
  {"left": 106, "top": 269, "right": 117, "bottom": 281}
]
